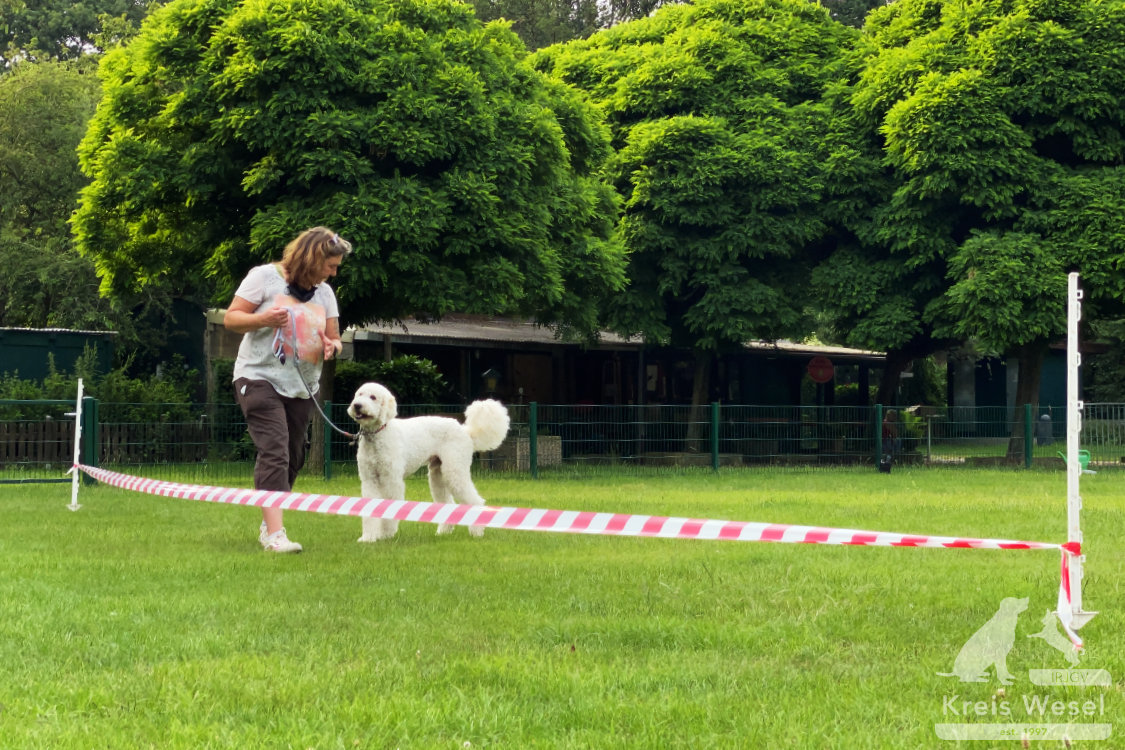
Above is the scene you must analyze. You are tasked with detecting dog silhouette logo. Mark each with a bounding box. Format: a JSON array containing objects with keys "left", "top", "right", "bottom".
[
  {"left": 938, "top": 597, "right": 1028, "bottom": 684},
  {"left": 1028, "top": 609, "right": 1081, "bottom": 667}
]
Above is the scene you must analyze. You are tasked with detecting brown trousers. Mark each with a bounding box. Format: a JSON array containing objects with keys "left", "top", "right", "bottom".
[{"left": 234, "top": 378, "right": 315, "bottom": 491}]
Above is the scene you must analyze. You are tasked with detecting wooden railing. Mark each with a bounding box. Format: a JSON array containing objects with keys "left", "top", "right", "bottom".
[
  {"left": 1, "top": 420, "right": 212, "bottom": 465},
  {"left": 0, "top": 419, "right": 72, "bottom": 465}
]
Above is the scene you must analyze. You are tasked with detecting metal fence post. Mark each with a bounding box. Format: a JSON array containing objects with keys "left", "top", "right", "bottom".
[
  {"left": 926, "top": 414, "right": 934, "bottom": 463},
  {"left": 81, "top": 396, "right": 99, "bottom": 485},
  {"left": 1023, "top": 403, "right": 1033, "bottom": 468},
  {"left": 529, "top": 402, "right": 538, "bottom": 479},
  {"left": 324, "top": 401, "right": 333, "bottom": 480},
  {"left": 874, "top": 403, "right": 884, "bottom": 463},
  {"left": 711, "top": 402, "right": 720, "bottom": 472}
]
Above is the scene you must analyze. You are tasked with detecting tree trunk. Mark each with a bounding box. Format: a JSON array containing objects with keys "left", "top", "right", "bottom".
[
  {"left": 306, "top": 358, "right": 337, "bottom": 475},
  {"left": 1007, "top": 340, "right": 1047, "bottom": 459},
  {"left": 683, "top": 352, "right": 712, "bottom": 453},
  {"left": 875, "top": 349, "right": 912, "bottom": 406}
]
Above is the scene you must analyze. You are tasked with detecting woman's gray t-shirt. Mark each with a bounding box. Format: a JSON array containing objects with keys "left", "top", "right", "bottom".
[{"left": 231, "top": 264, "right": 339, "bottom": 398}]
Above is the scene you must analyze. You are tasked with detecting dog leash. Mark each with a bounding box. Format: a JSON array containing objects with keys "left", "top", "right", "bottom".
[
  {"left": 304, "top": 375, "right": 357, "bottom": 442},
  {"left": 272, "top": 307, "right": 358, "bottom": 441}
]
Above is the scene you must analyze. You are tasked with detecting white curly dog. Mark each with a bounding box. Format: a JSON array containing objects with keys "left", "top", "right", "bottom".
[{"left": 347, "top": 382, "right": 510, "bottom": 541}]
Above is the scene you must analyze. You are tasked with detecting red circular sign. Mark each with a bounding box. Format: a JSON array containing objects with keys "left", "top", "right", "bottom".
[{"left": 807, "top": 356, "right": 834, "bottom": 383}]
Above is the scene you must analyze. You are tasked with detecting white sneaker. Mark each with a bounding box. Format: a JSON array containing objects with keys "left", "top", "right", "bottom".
[
  {"left": 259, "top": 521, "right": 269, "bottom": 546},
  {"left": 261, "top": 527, "right": 302, "bottom": 553}
]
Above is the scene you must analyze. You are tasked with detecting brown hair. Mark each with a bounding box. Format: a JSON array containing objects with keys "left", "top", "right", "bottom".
[{"left": 280, "top": 226, "right": 352, "bottom": 289}]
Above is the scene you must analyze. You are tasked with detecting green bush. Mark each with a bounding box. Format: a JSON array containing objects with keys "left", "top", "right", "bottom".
[
  {"left": 900, "top": 408, "right": 925, "bottom": 451},
  {"left": 833, "top": 382, "right": 878, "bottom": 406},
  {"left": 0, "top": 349, "right": 199, "bottom": 421},
  {"left": 210, "top": 354, "right": 448, "bottom": 406},
  {"left": 334, "top": 356, "right": 449, "bottom": 405},
  {"left": 210, "top": 358, "right": 237, "bottom": 405},
  {"left": 898, "top": 357, "right": 947, "bottom": 407}
]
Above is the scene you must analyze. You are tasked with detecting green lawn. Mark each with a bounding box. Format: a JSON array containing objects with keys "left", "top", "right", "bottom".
[{"left": 1, "top": 468, "right": 1121, "bottom": 748}]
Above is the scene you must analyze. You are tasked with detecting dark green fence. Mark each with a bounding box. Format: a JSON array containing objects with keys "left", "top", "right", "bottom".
[
  {"left": 0, "top": 399, "right": 77, "bottom": 483},
  {"left": 3, "top": 399, "right": 1122, "bottom": 484}
]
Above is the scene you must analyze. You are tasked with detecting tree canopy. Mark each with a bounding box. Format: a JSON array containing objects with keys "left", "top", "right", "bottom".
[
  {"left": 816, "top": 0, "right": 1125, "bottom": 404},
  {"left": 73, "top": 0, "right": 625, "bottom": 336},
  {"left": 466, "top": 0, "right": 601, "bottom": 50},
  {"left": 459, "top": 0, "right": 685, "bottom": 52},
  {"left": 0, "top": 60, "right": 99, "bottom": 235},
  {"left": 14, "top": 0, "right": 1125, "bottom": 409},
  {"left": 0, "top": 60, "right": 116, "bottom": 330},
  {"left": 823, "top": 0, "right": 888, "bottom": 29},
  {"left": 533, "top": 0, "right": 860, "bottom": 358},
  {"left": 1, "top": 0, "right": 159, "bottom": 69}
]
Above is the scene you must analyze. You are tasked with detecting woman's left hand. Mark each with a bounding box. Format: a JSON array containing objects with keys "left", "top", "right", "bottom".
[{"left": 320, "top": 330, "right": 343, "bottom": 360}]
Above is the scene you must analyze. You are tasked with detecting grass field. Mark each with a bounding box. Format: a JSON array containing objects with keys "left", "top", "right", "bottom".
[{"left": 1, "top": 467, "right": 1121, "bottom": 748}]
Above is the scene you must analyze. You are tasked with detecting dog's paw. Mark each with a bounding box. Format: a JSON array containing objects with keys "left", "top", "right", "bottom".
[
  {"left": 436, "top": 523, "right": 454, "bottom": 535},
  {"left": 469, "top": 525, "right": 485, "bottom": 538},
  {"left": 357, "top": 534, "right": 388, "bottom": 543}
]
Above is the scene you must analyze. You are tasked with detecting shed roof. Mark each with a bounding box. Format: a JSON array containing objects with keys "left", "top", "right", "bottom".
[
  {"left": 0, "top": 327, "right": 118, "bottom": 336},
  {"left": 351, "top": 315, "right": 884, "bottom": 362}
]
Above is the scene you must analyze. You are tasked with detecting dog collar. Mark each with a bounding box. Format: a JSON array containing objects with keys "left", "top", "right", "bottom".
[
  {"left": 360, "top": 423, "right": 387, "bottom": 438},
  {"left": 350, "top": 422, "right": 386, "bottom": 447}
]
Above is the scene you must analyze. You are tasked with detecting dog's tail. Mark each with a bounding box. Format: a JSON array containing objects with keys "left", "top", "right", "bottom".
[{"left": 464, "top": 399, "right": 510, "bottom": 452}]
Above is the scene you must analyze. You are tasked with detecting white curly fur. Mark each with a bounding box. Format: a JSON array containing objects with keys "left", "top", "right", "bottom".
[{"left": 346, "top": 382, "right": 510, "bottom": 541}]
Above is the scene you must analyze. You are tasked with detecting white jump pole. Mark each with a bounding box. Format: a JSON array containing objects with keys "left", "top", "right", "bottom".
[
  {"left": 1065, "top": 273, "right": 1095, "bottom": 629},
  {"left": 66, "top": 378, "right": 84, "bottom": 512}
]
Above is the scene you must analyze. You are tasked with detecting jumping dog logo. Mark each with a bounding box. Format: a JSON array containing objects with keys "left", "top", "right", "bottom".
[{"left": 1028, "top": 609, "right": 1081, "bottom": 667}]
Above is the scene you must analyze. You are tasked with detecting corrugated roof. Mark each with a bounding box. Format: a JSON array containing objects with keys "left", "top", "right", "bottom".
[
  {"left": 0, "top": 327, "right": 118, "bottom": 336},
  {"left": 352, "top": 315, "right": 623, "bottom": 347},
  {"left": 351, "top": 315, "right": 883, "bottom": 360}
]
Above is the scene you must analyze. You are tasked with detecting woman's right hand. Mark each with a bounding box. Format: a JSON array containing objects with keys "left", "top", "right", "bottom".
[
  {"left": 224, "top": 296, "right": 290, "bottom": 334},
  {"left": 260, "top": 306, "right": 290, "bottom": 329}
]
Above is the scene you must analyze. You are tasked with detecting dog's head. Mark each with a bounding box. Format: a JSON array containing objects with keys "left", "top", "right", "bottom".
[
  {"left": 347, "top": 382, "right": 398, "bottom": 427},
  {"left": 999, "top": 596, "right": 1029, "bottom": 616}
]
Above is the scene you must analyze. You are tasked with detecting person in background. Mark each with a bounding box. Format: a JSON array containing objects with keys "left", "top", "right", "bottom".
[
  {"left": 224, "top": 226, "right": 350, "bottom": 552},
  {"left": 882, "top": 408, "right": 902, "bottom": 455},
  {"left": 1036, "top": 411, "right": 1054, "bottom": 446}
]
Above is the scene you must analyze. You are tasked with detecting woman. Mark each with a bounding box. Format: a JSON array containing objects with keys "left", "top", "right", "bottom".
[{"left": 224, "top": 226, "right": 351, "bottom": 552}]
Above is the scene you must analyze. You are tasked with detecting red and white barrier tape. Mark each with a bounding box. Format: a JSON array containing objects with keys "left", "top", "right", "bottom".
[
  {"left": 73, "top": 463, "right": 1084, "bottom": 646},
  {"left": 1058, "top": 552, "right": 1085, "bottom": 648}
]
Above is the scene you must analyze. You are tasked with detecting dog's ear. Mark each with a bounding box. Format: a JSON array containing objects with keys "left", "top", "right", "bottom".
[{"left": 377, "top": 388, "right": 398, "bottom": 423}]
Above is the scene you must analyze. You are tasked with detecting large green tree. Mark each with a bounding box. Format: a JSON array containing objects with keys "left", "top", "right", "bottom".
[
  {"left": 466, "top": 0, "right": 601, "bottom": 49},
  {"left": 0, "top": 60, "right": 116, "bottom": 330},
  {"left": 533, "top": 0, "right": 860, "bottom": 408},
  {"left": 1087, "top": 318, "right": 1125, "bottom": 401},
  {"left": 598, "top": 0, "right": 680, "bottom": 27},
  {"left": 464, "top": 0, "right": 685, "bottom": 52},
  {"left": 0, "top": 61, "right": 99, "bottom": 235},
  {"left": 73, "top": 0, "right": 625, "bottom": 337},
  {"left": 1, "top": 0, "right": 159, "bottom": 69},
  {"left": 817, "top": 0, "right": 1125, "bottom": 415},
  {"left": 809, "top": 83, "right": 952, "bottom": 404},
  {"left": 823, "top": 0, "right": 888, "bottom": 29}
]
